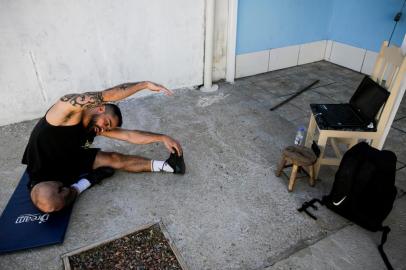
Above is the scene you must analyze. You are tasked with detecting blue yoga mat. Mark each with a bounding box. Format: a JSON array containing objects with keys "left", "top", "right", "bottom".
[{"left": 0, "top": 171, "right": 73, "bottom": 254}]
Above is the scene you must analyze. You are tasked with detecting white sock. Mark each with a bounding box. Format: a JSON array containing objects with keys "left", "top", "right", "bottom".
[
  {"left": 71, "top": 179, "right": 91, "bottom": 194},
  {"left": 151, "top": 160, "right": 174, "bottom": 173}
]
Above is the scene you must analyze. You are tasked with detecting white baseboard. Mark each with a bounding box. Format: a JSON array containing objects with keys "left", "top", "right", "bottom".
[
  {"left": 298, "top": 40, "right": 327, "bottom": 65},
  {"left": 235, "top": 40, "right": 379, "bottom": 79},
  {"left": 268, "top": 45, "right": 300, "bottom": 71},
  {"left": 236, "top": 50, "right": 270, "bottom": 78},
  {"left": 329, "top": 41, "right": 366, "bottom": 72},
  {"left": 361, "top": 50, "right": 378, "bottom": 75},
  {"left": 324, "top": 40, "right": 333, "bottom": 61}
]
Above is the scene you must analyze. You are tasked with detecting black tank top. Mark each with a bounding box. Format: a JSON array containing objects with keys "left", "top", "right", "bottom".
[{"left": 22, "top": 117, "right": 95, "bottom": 181}]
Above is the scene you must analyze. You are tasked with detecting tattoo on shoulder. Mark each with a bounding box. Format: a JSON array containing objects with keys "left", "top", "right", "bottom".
[{"left": 60, "top": 92, "right": 104, "bottom": 108}]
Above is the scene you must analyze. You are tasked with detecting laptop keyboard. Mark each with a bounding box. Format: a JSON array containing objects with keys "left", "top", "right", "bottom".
[{"left": 310, "top": 104, "right": 368, "bottom": 129}]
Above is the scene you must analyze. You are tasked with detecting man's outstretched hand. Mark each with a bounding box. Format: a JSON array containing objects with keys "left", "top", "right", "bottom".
[
  {"left": 146, "top": 81, "right": 173, "bottom": 96},
  {"left": 162, "top": 135, "right": 183, "bottom": 156}
]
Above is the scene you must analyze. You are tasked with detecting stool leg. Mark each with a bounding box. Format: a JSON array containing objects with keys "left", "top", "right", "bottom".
[
  {"left": 309, "top": 165, "right": 315, "bottom": 187},
  {"left": 276, "top": 156, "right": 287, "bottom": 177},
  {"left": 288, "top": 164, "right": 299, "bottom": 192}
]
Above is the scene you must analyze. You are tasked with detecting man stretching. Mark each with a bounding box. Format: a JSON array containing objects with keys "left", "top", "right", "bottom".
[{"left": 22, "top": 81, "right": 185, "bottom": 213}]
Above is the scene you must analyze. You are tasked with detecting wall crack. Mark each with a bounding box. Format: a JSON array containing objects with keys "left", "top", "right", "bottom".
[{"left": 29, "top": 51, "right": 48, "bottom": 104}]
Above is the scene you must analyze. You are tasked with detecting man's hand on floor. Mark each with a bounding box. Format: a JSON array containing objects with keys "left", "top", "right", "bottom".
[{"left": 162, "top": 135, "right": 183, "bottom": 156}]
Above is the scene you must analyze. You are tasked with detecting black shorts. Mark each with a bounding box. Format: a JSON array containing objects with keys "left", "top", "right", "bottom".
[{"left": 27, "top": 148, "right": 100, "bottom": 189}]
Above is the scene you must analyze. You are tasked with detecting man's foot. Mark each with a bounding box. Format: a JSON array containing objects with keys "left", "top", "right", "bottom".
[
  {"left": 166, "top": 149, "right": 185, "bottom": 174},
  {"left": 86, "top": 167, "right": 115, "bottom": 185}
]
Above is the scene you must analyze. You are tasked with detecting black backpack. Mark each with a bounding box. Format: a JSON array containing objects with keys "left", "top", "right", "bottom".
[{"left": 298, "top": 142, "right": 397, "bottom": 270}]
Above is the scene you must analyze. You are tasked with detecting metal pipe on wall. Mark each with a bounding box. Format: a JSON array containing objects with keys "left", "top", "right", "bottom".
[
  {"left": 200, "top": 0, "right": 219, "bottom": 92},
  {"left": 226, "top": 0, "right": 238, "bottom": 83}
]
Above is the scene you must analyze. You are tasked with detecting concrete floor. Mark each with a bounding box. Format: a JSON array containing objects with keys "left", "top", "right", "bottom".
[{"left": 0, "top": 61, "right": 405, "bottom": 269}]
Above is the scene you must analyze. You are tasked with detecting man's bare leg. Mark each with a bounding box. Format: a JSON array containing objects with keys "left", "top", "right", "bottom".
[
  {"left": 93, "top": 151, "right": 182, "bottom": 174},
  {"left": 93, "top": 151, "right": 155, "bottom": 172},
  {"left": 30, "top": 181, "right": 77, "bottom": 213}
]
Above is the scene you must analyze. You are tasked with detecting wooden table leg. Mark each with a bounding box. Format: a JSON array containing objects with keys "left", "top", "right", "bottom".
[
  {"left": 314, "top": 133, "right": 328, "bottom": 180},
  {"left": 305, "top": 114, "right": 316, "bottom": 148}
]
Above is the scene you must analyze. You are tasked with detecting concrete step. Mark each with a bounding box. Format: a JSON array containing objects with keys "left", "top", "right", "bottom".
[{"left": 267, "top": 195, "right": 406, "bottom": 270}]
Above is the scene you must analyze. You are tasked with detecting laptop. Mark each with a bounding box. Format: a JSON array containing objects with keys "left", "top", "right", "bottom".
[{"left": 310, "top": 76, "right": 390, "bottom": 131}]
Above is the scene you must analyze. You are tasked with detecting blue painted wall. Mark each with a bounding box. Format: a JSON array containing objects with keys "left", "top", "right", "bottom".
[
  {"left": 236, "top": 0, "right": 333, "bottom": 54},
  {"left": 329, "top": 0, "right": 406, "bottom": 52},
  {"left": 237, "top": 0, "right": 406, "bottom": 55}
]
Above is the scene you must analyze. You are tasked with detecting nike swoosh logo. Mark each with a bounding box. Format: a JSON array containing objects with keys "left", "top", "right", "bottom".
[{"left": 333, "top": 196, "right": 347, "bottom": 206}]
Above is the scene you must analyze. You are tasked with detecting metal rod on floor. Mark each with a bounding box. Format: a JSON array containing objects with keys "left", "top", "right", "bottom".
[{"left": 270, "top": 80, "right": 319, "bottom": 111}]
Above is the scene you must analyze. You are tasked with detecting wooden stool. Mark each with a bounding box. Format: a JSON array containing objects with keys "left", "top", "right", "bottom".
[{"left": 276, "top": 145, "right": 317, "bottom": 192}]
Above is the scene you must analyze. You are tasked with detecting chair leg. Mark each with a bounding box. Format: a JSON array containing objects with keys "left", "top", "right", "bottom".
[
  {"left": 276, "top": 156, "right": 287, "bottom": 177},
  {"left": 330, "top": 138, "right": 342, "bottom": 159},
  {"left": 371, "top": 131, "right": 385, "bottom": 150},
  {"left": 288, "top": 164, "right": 299, "bottom": 192},
  {"left": 348, "top": 137, "right": 358, "bottom": 148},
  {"left": 305, "top": 114, "right": 316, "bottom": 147},
  {"left": 314, "top": 133, "right": 328, "bottom": 180},
  {"left": 309, "top": 165, "right": 315, "bottom": 187}
]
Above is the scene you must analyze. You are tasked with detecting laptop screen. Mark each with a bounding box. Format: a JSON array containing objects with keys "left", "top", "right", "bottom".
[{"left": 349, "top": 76, "right": 390, "bottom": 122}]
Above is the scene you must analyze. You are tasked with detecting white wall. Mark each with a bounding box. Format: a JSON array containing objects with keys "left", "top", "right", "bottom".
[{"left": 0, "top": 0, "right": 205, "bottom": 126}]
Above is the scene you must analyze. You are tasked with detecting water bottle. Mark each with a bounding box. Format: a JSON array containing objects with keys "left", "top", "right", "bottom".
[{"left": 294, "top": 126, "right": 305, "bottom": 146}]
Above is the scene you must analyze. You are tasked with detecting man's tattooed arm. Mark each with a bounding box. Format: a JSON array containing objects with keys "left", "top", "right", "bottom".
[
  {"left": 60, "top": 91, "right": 104, "bottom": 109},
  {"left": 102, "top": 81, "right": 173, "bottom": 101},
  {"left": 59, "top": 81, "right": 172, "bottom": 110},
  {"left": 100, "top": 81, "right": 148, "bottom": 101},
  {"left": 116, "top": 82, "right": 144, "bottom": 91}
]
